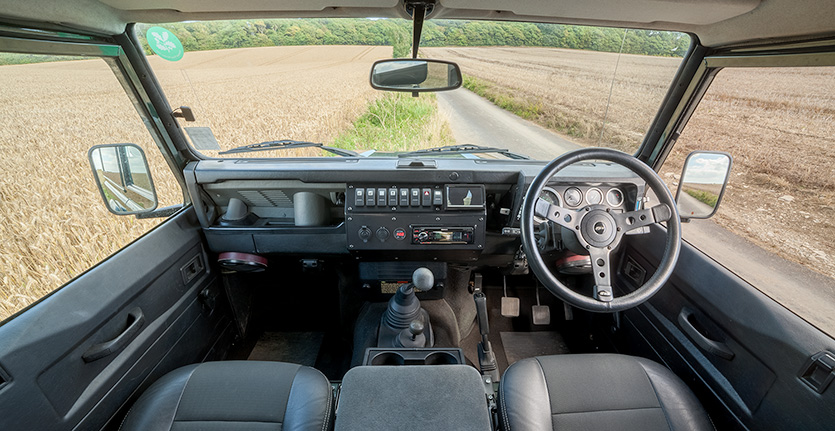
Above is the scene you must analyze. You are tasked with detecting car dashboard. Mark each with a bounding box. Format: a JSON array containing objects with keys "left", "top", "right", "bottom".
[{"left": 187, "top": 157, "right": 646, "bottom": 265}]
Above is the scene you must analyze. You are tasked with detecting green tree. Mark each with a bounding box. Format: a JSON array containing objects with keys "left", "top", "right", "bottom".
[
  {"left": 389, "top": 26, "right": 410, "bottom": 58},
  {"left": 129, "top": 19, "right": 689, "bottom": 61}
]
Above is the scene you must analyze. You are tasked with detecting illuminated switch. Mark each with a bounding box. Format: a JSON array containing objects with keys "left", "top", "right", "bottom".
[
  {"left": 377, "top": 188, "right": 387, "bottom": 206},
  {"left": 433, "top": 189, "right": 443, "bottom": 206},
  {"left": 410, "top": 188, "right": 420, "bottom": 206},
  {"left": 355, "top": 188, "right": 364, "bottom": 207},
  {"left": 366, "top": 188, "right": 375, "bottom": 206},
  {"left": 388, "top": 188, "right": 398, "bottom": 206},
  {"left": 399, "top": 188, "right": 409, "bottom": 206},
  {"left": 422, "top": 188, "right": 432, "bottom": 206}
]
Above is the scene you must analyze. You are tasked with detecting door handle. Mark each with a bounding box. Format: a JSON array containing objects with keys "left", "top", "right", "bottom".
[
  {"left": 82, "top": 307, "right": 145, "bottom": 363},
  {"left": 678, "top": 308, "right": 735, "bottom": 360}
]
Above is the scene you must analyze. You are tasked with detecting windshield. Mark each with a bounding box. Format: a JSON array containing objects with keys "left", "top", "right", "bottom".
[{"left": 140, "top": 19, "right": 689, "bottom": 160}]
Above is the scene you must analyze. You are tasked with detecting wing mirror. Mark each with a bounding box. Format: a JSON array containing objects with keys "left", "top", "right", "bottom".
[
  {"left": 88, "top": 144, "right": 158, "bottom": 215},
  {"left": 370, "top": 59, "right": 462, "bottom": 92},
  {"left": 675, "top": 151, "right": 733, "bottom": 221}
]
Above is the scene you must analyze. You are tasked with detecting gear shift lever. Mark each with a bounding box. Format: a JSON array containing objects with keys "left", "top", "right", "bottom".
[
  {"left": 396, "top": 320, "right": 426, "bottom": 348},
  {"left": 378, "top": 268, "right": 435, "bottom": 348},
  {"left": 412, "top": 267, "right": 434, "bottom": 291}
]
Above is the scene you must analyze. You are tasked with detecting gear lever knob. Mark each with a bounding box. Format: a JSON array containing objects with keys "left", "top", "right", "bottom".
[
  {"left": 412, "top": 267, "right": 434, "bottom": 292},
  {"left": 409, "top": 320, "right": 425, "bottom": 339}
]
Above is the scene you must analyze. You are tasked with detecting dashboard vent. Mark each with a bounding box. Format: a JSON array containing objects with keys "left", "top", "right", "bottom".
[{"left": 238, "top": 190, "right": 293, "bottom": 207}]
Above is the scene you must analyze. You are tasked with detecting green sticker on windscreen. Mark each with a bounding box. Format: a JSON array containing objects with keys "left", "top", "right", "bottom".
[{"left": 146, "top": 27, "right": 184, "bottom": 61}]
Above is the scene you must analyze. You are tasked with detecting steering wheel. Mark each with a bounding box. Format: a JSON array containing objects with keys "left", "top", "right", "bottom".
[{"left": 521, "top": 148, "right": 681, "bottom": 312}]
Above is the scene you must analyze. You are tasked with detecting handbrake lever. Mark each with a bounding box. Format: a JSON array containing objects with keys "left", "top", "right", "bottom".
[{"left": 473, "top": 274, "right": 500, "bottom": 382}]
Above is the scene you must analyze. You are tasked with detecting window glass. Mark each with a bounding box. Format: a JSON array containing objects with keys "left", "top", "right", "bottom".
[
  {"left": 0, "top": 54, "right": 182, "bottom": 322},
  {"left": 126, "top": 146, "right": 153, "bottom": 191},
  {"left": 661, "top": 66, "right": 835, "bottom": 335},
  {"left": 139, "top": 19, "right": 687, "bottom": 160}
]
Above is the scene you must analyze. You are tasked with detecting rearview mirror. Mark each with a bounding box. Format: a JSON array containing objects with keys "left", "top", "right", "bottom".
[
  {"left": 675, "top": 151, "right": 732, "bottom": 220},
  {"left": 370, "top": 59, "right": 462, "bottom": 92},
  {"left": 88, "top": 144, "right": 158, "bottom": 215}
]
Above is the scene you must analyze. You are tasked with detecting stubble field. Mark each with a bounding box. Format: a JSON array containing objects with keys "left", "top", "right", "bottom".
[{"left": 424, "top": 47, "right": 682, "bottom": 152}]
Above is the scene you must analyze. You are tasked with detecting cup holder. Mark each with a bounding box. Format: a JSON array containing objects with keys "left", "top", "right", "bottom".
[
  {"left": 364, "top": 348, "right": 465, "bottom": 366},
  {"left": 424, "top": 351, "right": 458, "bottom": 365},
  {"left": 370, "top": 352, "right": 406, "bottom": 365}
]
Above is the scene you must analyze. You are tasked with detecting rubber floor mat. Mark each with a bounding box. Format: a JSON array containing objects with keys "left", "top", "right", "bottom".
[
  {"left": 247, "top": 332, "right": 324, "bottom": 366},
  {"left": 500, "top": 331, "right": 570, "bottom": 365}
]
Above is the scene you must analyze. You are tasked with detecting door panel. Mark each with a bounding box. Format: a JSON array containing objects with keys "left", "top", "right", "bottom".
[
  {"left": 0, "top": 208, "right": 232, "bottom": 431},
  {"left": 620, "top": 225, "right": 835, "bottom": 430}
]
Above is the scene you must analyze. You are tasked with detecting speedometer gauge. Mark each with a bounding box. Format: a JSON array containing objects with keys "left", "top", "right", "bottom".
[
  {"left": 585, "top": 188, "right": 603, "bottom": 205},
  {"left": 606, "top": 188, "right": 624, "bottom": 207},
  {"left": 564, "top": 187, "right": 582, "bottom": 207}
]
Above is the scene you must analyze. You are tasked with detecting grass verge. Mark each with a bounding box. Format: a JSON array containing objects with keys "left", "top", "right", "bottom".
[
  {"left": 333, "top": 93, "right": 453, "bottom": 153},
  {"left": 462, "top": 75, "right": 543, "bottom": 120},
  {"left": 685, "top": 189, "right": 719, "bottom": 207}
]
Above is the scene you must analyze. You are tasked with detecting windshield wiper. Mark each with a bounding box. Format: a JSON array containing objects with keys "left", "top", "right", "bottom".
[
  {"left": 398, "top": 144, "right": 529, "bottom": 160},
  {"left": 218, "top": 139, "right": 359, "bottom": 157}
]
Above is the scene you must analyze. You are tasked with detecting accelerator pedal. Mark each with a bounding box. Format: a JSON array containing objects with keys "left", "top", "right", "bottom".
[{"left": 532, "top": 281, "right": 551, "bottom": 326}]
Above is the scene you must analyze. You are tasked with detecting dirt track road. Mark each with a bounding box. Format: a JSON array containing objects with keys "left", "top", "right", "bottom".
[
  {"left": 439, "top": 87, "right": 834, "bottom": 336},
  {"left": 437, "top": 89, "right": 579, "bottom": 159}
]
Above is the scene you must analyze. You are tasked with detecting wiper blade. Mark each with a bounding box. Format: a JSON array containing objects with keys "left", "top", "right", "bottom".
[
  {"left": 218, "top": 139, "right": 359, "bottom": 157},
  {"left": 398, "top": 144, "right": 529, "bottom": 160}
]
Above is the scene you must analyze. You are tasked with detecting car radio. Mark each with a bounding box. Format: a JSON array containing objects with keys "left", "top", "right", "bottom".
[
  {"left": 345, "top": 184, "right": 486, "bottom": 253},
  {"left": 412, "top": 227, "right": 475, "bottom": 245}
]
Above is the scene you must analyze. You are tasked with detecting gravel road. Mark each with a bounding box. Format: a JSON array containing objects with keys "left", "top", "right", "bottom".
[{"left": 437, "top": 89, "right": 579, "bottom": 159}]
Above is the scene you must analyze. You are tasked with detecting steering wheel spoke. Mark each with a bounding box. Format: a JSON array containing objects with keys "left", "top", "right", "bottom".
[
  {"left": 614, "top": 204, "right": 672, "bottom": 232},
  {"left": 588, "top": 247, "right": 614, "bottom": 302},
  {"left": 534, "top": 197, "right": 581, "bottom": 230}
]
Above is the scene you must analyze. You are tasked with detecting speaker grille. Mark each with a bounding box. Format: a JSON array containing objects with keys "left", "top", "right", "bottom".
[{"left": 238, "top": 190, "right": 292, "bottom": 207}]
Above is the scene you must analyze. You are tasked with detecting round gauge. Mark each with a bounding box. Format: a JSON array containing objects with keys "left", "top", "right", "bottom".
[
  {"left": 585, "top": 188, "right": 603, "bottom": 205},
  {"left": 564, "top": 187, "right": 583, "bottom": 207},
  {"left": 535, "top": 187, "right": 562, "bottom": 224},
  {"left": 606, "top": 188, "right": 624, "bottom": 207},
  {"left": 539, "top": 187, "right": 562, "bottom": 207}
]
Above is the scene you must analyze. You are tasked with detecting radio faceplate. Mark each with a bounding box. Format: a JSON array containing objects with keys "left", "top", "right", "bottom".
[{"left": 412, "top": 226, "right": 475, "bottom": 245}]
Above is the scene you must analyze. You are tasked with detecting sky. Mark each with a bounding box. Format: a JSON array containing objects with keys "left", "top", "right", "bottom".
[{"left": 681, "top": 153, "right": 730, "bottom": 184}]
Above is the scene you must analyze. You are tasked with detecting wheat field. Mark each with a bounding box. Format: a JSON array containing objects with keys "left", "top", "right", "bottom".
[{"left": 0, "top": 46, "right": 389, "bottom": 320}]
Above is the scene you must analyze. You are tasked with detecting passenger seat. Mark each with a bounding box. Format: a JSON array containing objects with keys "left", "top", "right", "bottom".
[{"left": 120, "top": 361, "right": 332, "bottom": 431}]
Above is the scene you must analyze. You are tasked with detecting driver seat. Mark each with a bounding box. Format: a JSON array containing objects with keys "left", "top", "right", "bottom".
[{"left": 499, "top": 354, "right": 714, "bottom": 430}]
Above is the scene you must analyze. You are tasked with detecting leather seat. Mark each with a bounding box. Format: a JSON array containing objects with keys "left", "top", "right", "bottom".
[
  {"left": 499, "top": 354, "right": 713, "bottom": 431},
  {"left": 120, "top": 361, "right": 332, "bottom": 431}
]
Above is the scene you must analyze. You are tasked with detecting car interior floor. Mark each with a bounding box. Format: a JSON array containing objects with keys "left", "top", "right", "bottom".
[{"left": 224, "top": 262, "right": 616, "bottom": 381}]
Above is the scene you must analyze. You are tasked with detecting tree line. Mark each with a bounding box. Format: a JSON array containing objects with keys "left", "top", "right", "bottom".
[{"left": 137, "top": 19, "right": 689, "bottom": 58}]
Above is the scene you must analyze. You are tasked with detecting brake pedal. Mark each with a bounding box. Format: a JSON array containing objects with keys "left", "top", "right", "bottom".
[
  {"left": 500, "top": 276, "right": 520, "bottom": 318},
  {"left": 532, "top": 282, "right": 551, "bottom": 325}
]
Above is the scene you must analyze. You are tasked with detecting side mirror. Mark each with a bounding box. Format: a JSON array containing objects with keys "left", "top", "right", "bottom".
[
  {"left": 370, "top": 59, "right": 462, "bottom": 92},
  {"left": 88, "top": 144, "right": 158, "bottom": 215},
  {"left": 675, "top": 151, "right": 733, "bottom": 220}
]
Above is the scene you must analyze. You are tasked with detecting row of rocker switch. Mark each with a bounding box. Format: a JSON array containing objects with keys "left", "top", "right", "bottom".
[{"left": 354, "top": 187, "right": 443, "bottom": 207}]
